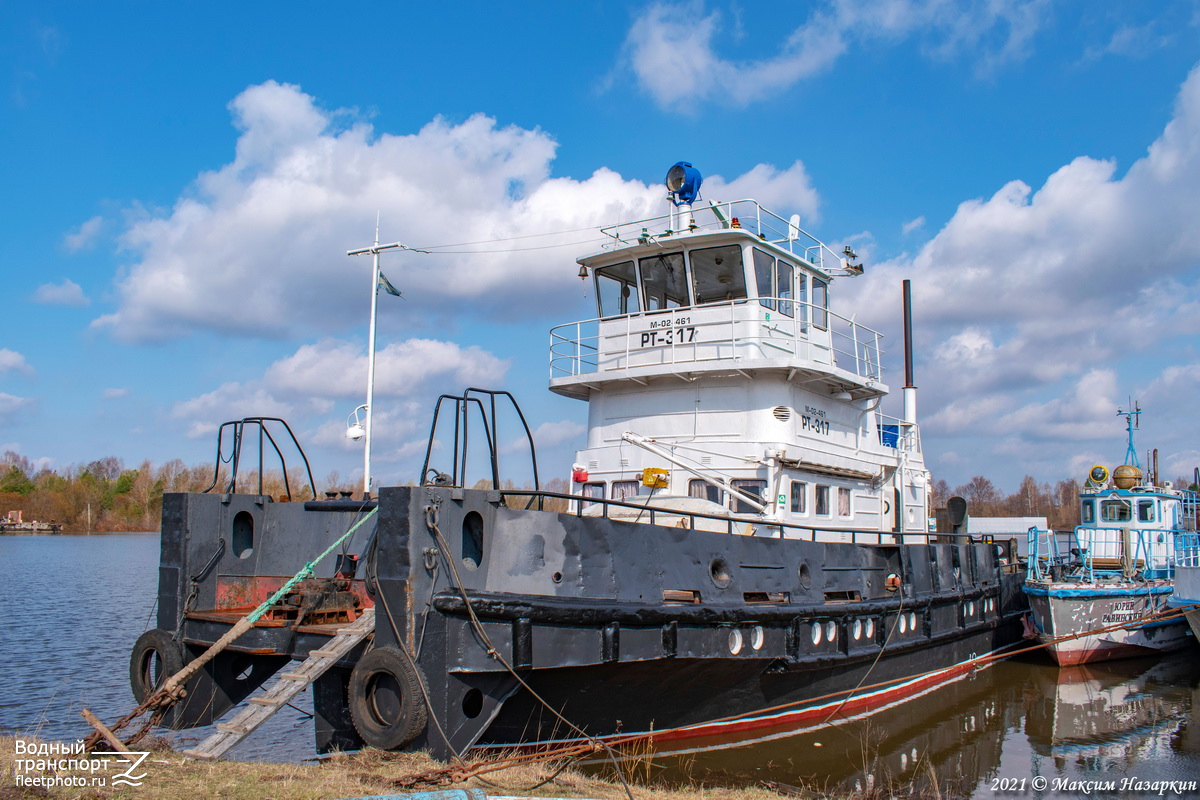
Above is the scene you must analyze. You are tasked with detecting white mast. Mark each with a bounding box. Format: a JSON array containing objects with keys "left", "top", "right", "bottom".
[{"left": 347, "top": 224, "right": 408, "bottom": 498}]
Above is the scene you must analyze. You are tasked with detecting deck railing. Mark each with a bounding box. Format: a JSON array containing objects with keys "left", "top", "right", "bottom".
[
  {"left": 550, "top": 298, "right": 883, "bottom": 383},
  {"left": 1028, "top": 525, "right": 1200, "bottom": 582},
  {"left": 600, "top": 199, "right": 855, "bottom": 276}
]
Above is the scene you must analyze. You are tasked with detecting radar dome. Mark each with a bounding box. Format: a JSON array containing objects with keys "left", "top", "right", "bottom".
[{"left": 1112, "top": 464, "right": 1142, "bottom": 490}]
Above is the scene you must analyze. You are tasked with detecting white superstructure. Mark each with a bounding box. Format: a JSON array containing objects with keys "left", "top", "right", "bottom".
[{"left": 551, "top": 165, "right": 930, "bottom": 541}]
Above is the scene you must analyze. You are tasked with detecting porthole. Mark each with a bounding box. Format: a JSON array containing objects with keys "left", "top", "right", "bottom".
[
  {"left": 710, "top": 557, "right": 733, "bottom": 588},
  {"left": 797, "top": 562, "right": 811, "bottom": 590},
  {"left": 853, "top": 619, "right": 862, "bottom": 640},
  {"left": 232, "top": 511, "right": 254, "bottom": 559},
  {"left": 751, "top": 625, "right": 765, "bottom": 650},
  {"left": 461, "top": 511, "right": 484, "bottom": 570},
  {"left": 728, "top": 628, "right": 744, "bottom": 655},
  {"left": 908, "top": 612, "right": 917, "bottom": 631},
  {"left": 899, "top": 614, "right": 908, "bottom": 634},
  {"left": 865, "top": 619, "right": 875, "bottom": 639},
  {"left": 462, "top": 688, "right": 484, "bottom": 719},
  {"left": 825, "top": 621, "right": 837, "bottom": 642},
  {"left": 811, "top": 622, "right": 823, "bottom": 644}
]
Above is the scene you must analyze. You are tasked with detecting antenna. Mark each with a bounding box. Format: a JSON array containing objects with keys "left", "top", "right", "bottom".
[{"left": 1116, "top": 400, "right": 1142, "bottom": 469}]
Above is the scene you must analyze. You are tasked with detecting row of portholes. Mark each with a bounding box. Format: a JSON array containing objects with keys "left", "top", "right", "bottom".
[
  {"left": 897, "top": 612, "right": 919, "bottom": 634},
  {"left": 727, "top": 625, "right": 766, "bottom": 655},
  {"left": 963, "top": 597, "right": 996, "bottom": 617}
]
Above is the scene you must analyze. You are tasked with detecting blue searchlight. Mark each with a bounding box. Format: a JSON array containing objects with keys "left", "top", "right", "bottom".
[{"left": 665, "top": 161, "right": 702, "bottom": 206}]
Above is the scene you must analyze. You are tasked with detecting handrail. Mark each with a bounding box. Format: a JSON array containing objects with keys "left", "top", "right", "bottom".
[
  {"left": 550, "top": 297, "right": 884, "bottom": 383},
  {"left": 202, "top": 417, "right": 317, "bottom": 501},
  {"left": 598, "top": 199, "right": 855, "bottom": 276},
  {"left": 501, "top": 489, "right": 979, "bottom": 544}
]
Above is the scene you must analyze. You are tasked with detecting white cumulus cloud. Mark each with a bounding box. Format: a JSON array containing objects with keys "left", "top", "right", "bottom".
[
  {"left": 94, "top": 81, "right": 818, "bottom": 344},
  {"left": 621, "top": 0, "right": 1051, "bottom": 110},
  {"left": 842, "top": 62, "right": 1200, "bottom": 485},
  {"left": 0, "top": 349, "right": 33, "bottom": 375},
  {"left": 34, "top": 278, "right": 89, "bottom": 307}
]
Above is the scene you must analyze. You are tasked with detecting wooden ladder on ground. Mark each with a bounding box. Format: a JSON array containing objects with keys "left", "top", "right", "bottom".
[{"left": 182, "top": 607, "right": 375, "bottom": 761}]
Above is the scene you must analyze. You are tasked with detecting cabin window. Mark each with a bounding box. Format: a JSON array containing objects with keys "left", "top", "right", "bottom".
[
  {"left": 1081, "top": 501, "right": 1094, "bottom": 523},
  {"left": 689, "top": 479, "right": 722, "bottom": 504},
  {"left": 1138, "top": 499, "right": 1155, "bottom": 522},
  {"left": 838, "top": 487, "right": 852, "bottom": 517},
  {"left": 777, "top": 260, "right": 794, "bottom": 317},
  {"left": 797, "top": 273, "right": 808, "bottom": 328},
  {"left": 639, "top": 252, "right": 688, "bottom": 311},
  {"left": 790, "top": 481, "right": 807, "bottom": 514},
  {"left": 612, "top": 480, "right": 640, "bottom": 501},
  {"left": 731, "top": 479, "right": 767, "bottom": 514},
  {"left": 812, "top": 278, "right": 828, "bottom": 330},
  {"left": 1100, "top": 499, "right": 1131, "bottom": 522},
  {"left": 595, "top": 261, "right": 640, "bottom": 318},
  {"left": 581, "top": 482, "right": 605, "bottom": 509},
  {"left": 690, "top": 245, "right": 746, "bottom": 304},
  {"left": 815, "top": 484, "right": 831, "bottom": 516},
  {"left": 753, "top": 249, "right": 775, "bottom": 311}
]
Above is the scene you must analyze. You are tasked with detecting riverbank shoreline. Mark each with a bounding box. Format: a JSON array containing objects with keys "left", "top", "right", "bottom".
[{"left": 0, "top": 735, "right": 805, "bottom": 800}]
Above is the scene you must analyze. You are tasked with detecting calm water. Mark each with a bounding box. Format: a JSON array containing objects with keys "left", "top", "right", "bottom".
[
  {"left": 2, "top": 534, "right": 1199, "bottom": 795},
  {"left": 0, "top": 533, "right": 313, "bottom": 762}
]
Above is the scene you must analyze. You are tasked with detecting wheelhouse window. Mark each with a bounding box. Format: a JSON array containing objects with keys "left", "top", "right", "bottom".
[
  {"left": 581, "top": 483, "right": 605, "bottom": 509},
  {"left": 815, "top": 484, "right": 831, "bottom": 516},
  {"left": 790, "top": 481, "right": 807, "bottom": 514},
  {"left": 812, "top": 278, "right": 828, "bottom": 330},
  {"left": 639, "top": 252, "right": 688, "bottom": 311},
  {"left": 1138, "top": 499, "right": 1155, "bottom": 522},
  {"left": 730, "top": 479, "right": 766, "bottom": 515},
  {"left": 1081, "top": 500, "right": 1094, "bottom": 523},
  {"left": 838, "top": 487, "right": 852, "bottom": 517},
  {"left": 777, "top": 260, "right": 794, "bottom": 317},
  {"left": 688, "top": 479, "right": 722, "bottom": 505},
  {"left": 1100, "top": 499, "right": 1131, "bottom": 522},
  {"left": 595, "top": 261, "right": 640, "bottom": 318},
  {"left": 690, "top": 245, "right": 746, "bottom": 304},
  {"left": 612, "top": 480, "right": 640, "bottom": 501},
  {"left": 754, "top": 249, "right": 775, "bottom": 311},
  {"left": 797, "top": 272, "right": 808, "bottom": 328}
]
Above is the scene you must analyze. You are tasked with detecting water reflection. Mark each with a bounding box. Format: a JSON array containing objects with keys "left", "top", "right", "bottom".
[
  {"left": 593, "top": 653, "right": 1200, "bottom": 796},
  {"left": 3, "top": 534, "right": 1199, "bottom": 789}
]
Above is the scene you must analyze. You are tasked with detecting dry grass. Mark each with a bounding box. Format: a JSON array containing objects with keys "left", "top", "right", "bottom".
[{"left": 0, "top": 735, "right": 814, "bottom": 800}]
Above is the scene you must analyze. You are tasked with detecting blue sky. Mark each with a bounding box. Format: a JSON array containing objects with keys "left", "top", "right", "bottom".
[{"left": 4, "top": 0, "right": 1200, "bottom": 494}]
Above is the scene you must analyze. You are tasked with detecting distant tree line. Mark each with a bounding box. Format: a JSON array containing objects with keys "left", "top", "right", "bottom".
[
  {"left": 9, "top": 449, "right": 1193, "bottom": 533},
  {"left": 929, "top": 473, "right": 1200, "bottom": 530},
  {"left": 0, "top": 451, "right": 572, "bottom": 532}
]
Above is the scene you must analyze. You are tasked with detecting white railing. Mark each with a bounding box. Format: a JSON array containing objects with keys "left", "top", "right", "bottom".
[
  {"left": 875, "top": 413, "right": 920, "bottom": 453},
  {"left": 600, "top": 199, "right": 856, "bottom": 276},
  {"left": 549, "top": 299, "right": 883, "bottom": 382}
]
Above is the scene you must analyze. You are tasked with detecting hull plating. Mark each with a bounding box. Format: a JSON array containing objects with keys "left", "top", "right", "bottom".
[{"left": 152, "top": 487, "right": 1027, "bottom": 759}]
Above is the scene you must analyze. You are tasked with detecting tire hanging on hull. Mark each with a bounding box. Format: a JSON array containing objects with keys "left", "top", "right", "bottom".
[
  {"left": 348, "top": 646, "right": 429, "bottom": 750},
  {"left": 129, "top": 628, "right": 185, "bottom": 704}
]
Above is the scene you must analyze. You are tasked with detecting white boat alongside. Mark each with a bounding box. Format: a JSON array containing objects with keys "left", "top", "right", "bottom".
[{"left": 1026, "top": 407, "right": 1197, "bottom": 666}]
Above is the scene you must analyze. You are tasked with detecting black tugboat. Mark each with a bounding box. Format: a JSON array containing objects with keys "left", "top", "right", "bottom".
[{"left": 130, "top": 163, "right": 1027, "bottom": 760}]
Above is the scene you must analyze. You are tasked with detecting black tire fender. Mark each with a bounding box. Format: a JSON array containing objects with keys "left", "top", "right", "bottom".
[
  {"left": 130, "top": 628, "right": 185, "bottom": 703},
  {"left": 348, "top": 646, "right": 429, "bottom": 750}
]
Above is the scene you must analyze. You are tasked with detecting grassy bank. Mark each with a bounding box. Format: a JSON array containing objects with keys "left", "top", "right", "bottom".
[{"left": 1, "top": 736, "right": 806, "bottom": 800}]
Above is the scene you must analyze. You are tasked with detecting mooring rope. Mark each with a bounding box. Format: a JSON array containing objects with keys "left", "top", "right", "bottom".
[{"left": 82, "top": 508, "right": 380, "bottom": 752}]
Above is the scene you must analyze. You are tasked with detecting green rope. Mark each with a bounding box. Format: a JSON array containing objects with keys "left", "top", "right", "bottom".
[{"left": 245, "top": 507, "right": 379, "bottom": 624}]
